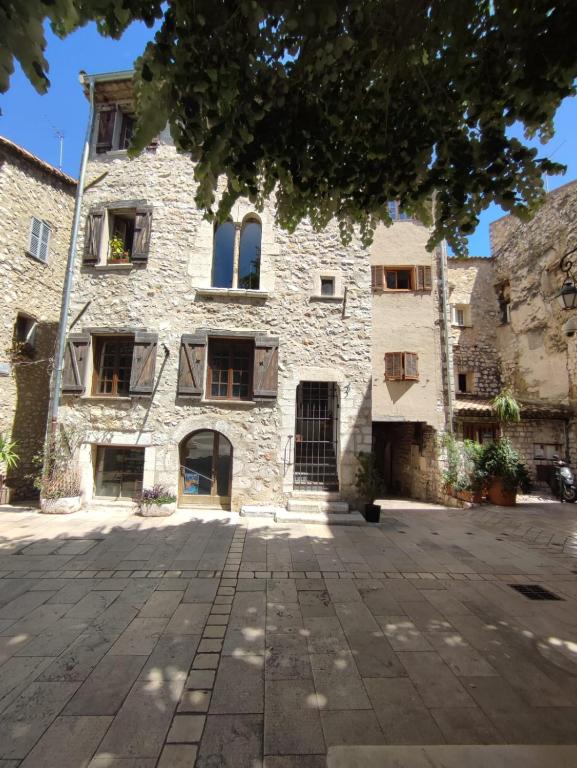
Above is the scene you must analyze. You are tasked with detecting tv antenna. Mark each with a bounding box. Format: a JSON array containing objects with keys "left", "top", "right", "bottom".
[{"left": 43, "top": 114, "right": 65, "bottom": 170}]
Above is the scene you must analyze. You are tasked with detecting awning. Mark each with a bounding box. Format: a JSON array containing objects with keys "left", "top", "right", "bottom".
[{"left": 454, "top": 396, "right": 572, "bottom": 419}]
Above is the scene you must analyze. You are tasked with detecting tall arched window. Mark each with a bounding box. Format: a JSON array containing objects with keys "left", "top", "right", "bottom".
[
  {"left": 212, "top": 221, "right": 235, "bottom": 288},
  {"left": 238, "top": 218, "right": 261, "bottom": 290}
]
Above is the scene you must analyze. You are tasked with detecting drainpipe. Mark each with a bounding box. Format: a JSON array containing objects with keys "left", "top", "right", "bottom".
[
  {"left": 48, "top": 74, "right": 95, "bottom": 436},
  {"left": 439, "top": 237, "right": 454, "bottom": 432}
]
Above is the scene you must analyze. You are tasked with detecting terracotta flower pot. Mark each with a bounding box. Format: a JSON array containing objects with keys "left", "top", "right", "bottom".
[{"left": 487, "top": 478, "right": 516, "bottom": 506}]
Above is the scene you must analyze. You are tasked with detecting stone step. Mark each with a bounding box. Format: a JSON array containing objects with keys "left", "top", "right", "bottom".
[
  {"left": 275, "top": 510, "right": 365, "bottom": 525},
  {"left": 286, "top": 500, "right": 349, "bottom": 513},
  {"left": 239, "top": 505, "right": 282, "bottom": 518}
]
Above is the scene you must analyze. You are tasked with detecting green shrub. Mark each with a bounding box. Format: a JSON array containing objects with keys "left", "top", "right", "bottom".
[
  {"left": 474, "top": 438, "right": 531, "bottom": 493},
  {"left": 355, "top": 452, "right": 385, "bottom": 502}
]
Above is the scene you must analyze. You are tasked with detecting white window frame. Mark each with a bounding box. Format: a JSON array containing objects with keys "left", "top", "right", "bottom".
[
  {"left": 451, "top": 304, "right": 470, "bottom": 327},
  {"left": 27, "top": 217, "right": 51, "bottom": 263}
]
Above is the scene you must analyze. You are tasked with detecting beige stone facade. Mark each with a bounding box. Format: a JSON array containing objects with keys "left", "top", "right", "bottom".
[
  {"left": 0, "top": 137, "right": 76, "bottom": 498},
  {"left": 370, "top": 220, "right": 449, "bottom": 501},
  {"left": 58, "top": 76, "right": 372, "bottom": 511}
]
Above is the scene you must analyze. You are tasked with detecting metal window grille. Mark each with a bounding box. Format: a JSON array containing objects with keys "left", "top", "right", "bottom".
[{"left": 294, "top": 382, "right": 339, "bottom": 490}]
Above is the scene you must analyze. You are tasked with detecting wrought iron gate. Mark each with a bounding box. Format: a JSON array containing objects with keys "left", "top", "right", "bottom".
[{"left": 294, "top": 382, "right": 339, "bottom": 490}]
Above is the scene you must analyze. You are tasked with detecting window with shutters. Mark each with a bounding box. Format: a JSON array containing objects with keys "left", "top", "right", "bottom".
[
  {"left": 371, "top": 266, "right": 432, "bottom": 292},
  {"left": 211, "top": 215, "right": 262, "bottom": 290},
  {"left": 207, "top": 340, "right": 253, "bottom": 400},
  {"left": 384, "top": 352, "right": 419, "bottom": 381},
  {"left": 178, "top": 332, "right": 278, "bottom": 402},
  {"left": 93, "top": 336, "right": 135, "bottom": 397},
  {"left": 95, "top": 105, "right": 136, "bottom": 154},
  {"left": 84, "top": 204, "right": 152, "bottom": 267},
  {"left": 27, "top": 217, "right": 51, "bottom": 263}
]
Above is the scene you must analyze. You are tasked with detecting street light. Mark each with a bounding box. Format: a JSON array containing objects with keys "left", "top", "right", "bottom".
[{"left": 555, "top": 247, "right": 577, "bottom": 310}]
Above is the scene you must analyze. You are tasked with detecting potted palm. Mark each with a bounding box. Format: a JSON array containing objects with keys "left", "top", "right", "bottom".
[
  {"left": 138, "top": 485, "right": 177, "bottom": 517},
  {"left": 355, "top": 452, "right": 385, "bottom": 522},
  {"left": 474, "top": 438, "right": 531, "bottom": 506},
  {"left": 0, "top": 433, "right": 19, "bottom": 504}
]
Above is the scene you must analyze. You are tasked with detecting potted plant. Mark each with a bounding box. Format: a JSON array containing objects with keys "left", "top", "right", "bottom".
[
  {"left": 442, "top": 432, "right": 460, "bottom": 495},
  {"left": 138, "top": 485, "right": 177, "bottom": 517},
  {"left": 473, "top": 438, "right": 531, "bottom": 506},
  {"left": 0, "top": 433, "right": 19, "bottom": 504},
  {"left": 109, "top": 235, "right": 131, "bottom": 263},
  {"left": 36, "top": 427, "right": 84, "bottom": 513},
  {"left": 355, "top": 452, "right": 385, "bottom": 522},
  {"left": 491, "top": 388, "right": 521, "bottom": 423}
]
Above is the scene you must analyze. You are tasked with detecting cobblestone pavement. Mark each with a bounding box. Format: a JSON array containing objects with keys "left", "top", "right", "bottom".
[{"left": 0, "top": 499, "right": 577, "bottom": 767}]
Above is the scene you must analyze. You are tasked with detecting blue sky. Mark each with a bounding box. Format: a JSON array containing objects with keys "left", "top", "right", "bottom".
[{"left": 1, "top": 23, "right": 575, "bottom": 256}]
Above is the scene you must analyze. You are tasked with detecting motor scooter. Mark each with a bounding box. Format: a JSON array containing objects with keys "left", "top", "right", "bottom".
[{"left": 549, "top": 456, "right": 577, "bottom": 503}]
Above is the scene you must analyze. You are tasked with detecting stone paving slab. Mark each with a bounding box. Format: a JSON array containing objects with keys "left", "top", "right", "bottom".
[
  {"left": 1, "top": 503, "right": 577, "bottom": 765},
  {"left": 327, "top": 745, "right": 577, "bottom": 768}
]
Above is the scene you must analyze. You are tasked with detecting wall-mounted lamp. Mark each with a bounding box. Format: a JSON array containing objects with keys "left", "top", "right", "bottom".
[{"left": 556, "top": 246, "right": 577, "bottom": 310}]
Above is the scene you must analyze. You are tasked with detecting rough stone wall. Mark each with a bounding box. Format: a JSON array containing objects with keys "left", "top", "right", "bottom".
[
  {"left": 490, "top": 180, "right": 577, "bottom": 404},
  {"left": 502, "top": 419, "right": 566, "bottom": 481},
  {"left": 0, "top": 147, "right": 75, "bottom": 497},
  {"left": 447, "top": 257, "right": 501, "bottom": 398},
  {"left": 60, "top": 141, "right": 372, "bottom": 510},
  {"left": 374, "top": 421, "right": 443, "bottom": 502}
]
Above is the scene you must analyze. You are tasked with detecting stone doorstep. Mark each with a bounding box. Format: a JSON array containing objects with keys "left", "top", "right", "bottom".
[
  {"left": 286, "top": 499, "right": 350, "bottom": 513},
  {"left": 240, "top": 504, "right": 365, "bottom": 525},
  {"left": 275, "top": 510, "right": 365, "bottom": 525},
  {"left": 327, "top": 746, "right": 577, "bottom": 768}
]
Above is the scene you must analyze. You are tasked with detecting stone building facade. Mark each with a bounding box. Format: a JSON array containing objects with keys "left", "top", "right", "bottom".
[
  {"left": 446, "top": 182, "right": 577, "bottom": 482},
  {"left": 370, "top": 216, "right": 449, "bottom": 501},
  {"left": 0, "top": 137, "right": 76, "bottom": 499},
  {"left": 58, "top": 72, "right": 372, "bottom": 512},
  {"left": 489, "top": 179, "right": 577, "bottom": 478}
]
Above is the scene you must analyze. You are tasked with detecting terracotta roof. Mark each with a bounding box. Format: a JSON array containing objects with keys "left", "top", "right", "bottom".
[
  {"left": 0, "top": 135, "right": 76, "bottom": 187},
  {"left": 454, "top": 396, "right": 572, "bottom": 419}
]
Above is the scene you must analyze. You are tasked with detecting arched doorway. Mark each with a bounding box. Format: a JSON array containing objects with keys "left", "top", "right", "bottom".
[{"left": 179, "top": 430, "right": 232, "bottom": 509}]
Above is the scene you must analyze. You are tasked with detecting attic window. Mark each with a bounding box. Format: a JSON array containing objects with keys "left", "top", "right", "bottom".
[{"left": 95, "top": 106, "right": 135, "bottom": 153}]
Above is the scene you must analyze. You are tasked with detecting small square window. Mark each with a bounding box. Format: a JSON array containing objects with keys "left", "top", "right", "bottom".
[
  {"left": 320, "top": 277, "right": 335, "bottom": 296},
  {"left": 458, "top": 373, "right": 468, "bottom": 393}
]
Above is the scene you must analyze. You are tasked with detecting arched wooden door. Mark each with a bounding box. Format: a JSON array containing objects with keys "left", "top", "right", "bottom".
[{"left": 179, "top": 430, "right": 232, "bottom": 509}]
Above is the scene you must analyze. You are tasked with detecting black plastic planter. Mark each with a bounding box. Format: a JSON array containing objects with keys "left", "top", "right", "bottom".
[{"left": 364, "top": 503, "right": 381, "bottom": 523}]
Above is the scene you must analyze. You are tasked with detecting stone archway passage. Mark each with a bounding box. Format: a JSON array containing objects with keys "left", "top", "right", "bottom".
[{"left": 179, "top": 429, "right": 232, "bottom": 509}]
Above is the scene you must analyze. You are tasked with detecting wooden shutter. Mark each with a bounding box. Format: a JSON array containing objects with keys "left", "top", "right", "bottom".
[
  {"left": 384, "top": 352, "right": 402, "bottom": 381},
  {"left": 371, "top": 266, "right": 384, "bottom": 291},
  {"left": 132, "top": 207, "right": 153, "bottom": 262},
  {"left": 96, "top": 108, "right": 115, "bottom": 153},
  {"left": 404, "top": 352, "right": 419, "bottom": 380},
  {"left": 83, "top": 210, "right": 104, "bottom": 265},
  {"left": 130, "top": 332, "right": 158, "bottom": 395},
  {"left": 178, "top": 335, "right": 207, "bottom": 398},
  {"left": 416, "top": 266, "right": 432, "bottom": 291},
  {"left": 62, "top": 334, "right": 90, "bottom": 394},
  {"left": 253, "top": 338, "right": 279, "bottom": 400}
]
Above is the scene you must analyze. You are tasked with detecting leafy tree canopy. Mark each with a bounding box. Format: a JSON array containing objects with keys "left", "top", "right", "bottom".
[{"left": 2, "top": 1, "right": 577, "bottom": 252}]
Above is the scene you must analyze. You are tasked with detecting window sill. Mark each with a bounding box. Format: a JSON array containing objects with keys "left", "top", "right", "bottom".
[
  {"left": 452, "top": 323, "right": 472, "bottom": 328},
  {"left": 94, "top": 263, "right": 134, "bottom": 271},
  {"left": 200, "top": 399, "right": 257, "bottom": 408},
  {"left": 25, "top": 251, "right": 48, "bottom": 266},
  {"left": 81, "top": 396, "right": 133, "bottom": 403},
  {"left": 195, "top": 287, "right": 269, "bottom": 300},
  {"left": 310, "top": 295, "right": 344, "bottom": 303}
]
